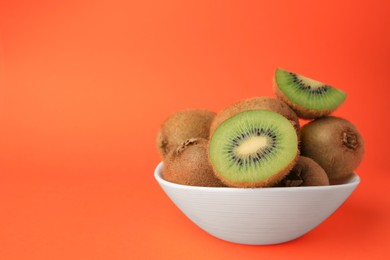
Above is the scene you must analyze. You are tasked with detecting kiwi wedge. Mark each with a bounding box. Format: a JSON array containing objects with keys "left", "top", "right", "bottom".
[
  {"left": 278, "top": 156, "right": 329, "bottom": 187},
  {"left": 209, "top": 110, "right": 299, "bottom": 188},
  {"left": 274, "top": 68, "right": 346, "bottom": 119},
  {"left": 157, "top": 109, "right": 215, "bottom": 158},
  {"left": 210, "top": 97, "right": 299, "bottom": 136},
  {"left": 300, "top": 116, "right": 365, "bottom": 184},
  {"left": 163, "top": 138, "right": 225, "bottom": 187}
]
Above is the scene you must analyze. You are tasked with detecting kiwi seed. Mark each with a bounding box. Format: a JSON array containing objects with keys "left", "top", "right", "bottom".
[{"left": 300, "top": 116, "right": 365, "bottom": 184}]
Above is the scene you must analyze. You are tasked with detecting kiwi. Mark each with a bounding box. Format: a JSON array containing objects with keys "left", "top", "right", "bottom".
[
  {"left": 157, "top": 109, "right": 215, "bottom": 158},
  {"left": 209, "top": 110, "right": 299, "bottom": 188},
  {"left": 277, "top": 156, "right": 329, "bottom": 187},
  {"left": 209, "top": 97, "right": 300, "bottom": 136},
  {"left": 163, "top": 138, "right": 225, "bottom": 187},
  {"left": 274, "top": 68, "right": 347, "bottom": 119},
  {"left": 300, "top": 116, "right": 365, "bottom": 184}
]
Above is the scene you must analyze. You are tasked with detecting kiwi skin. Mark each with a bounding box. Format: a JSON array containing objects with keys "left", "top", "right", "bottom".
[
  {"left": 300, "top": 116, "right": 365, "bottom": 184},
  {"left": 277, "top": 156, "right": 329, "bottom": 187},
  {"left": 157, "top": 109, "right": 216, "bottom": 159},
  {"left": 163, "top": 138, "right": 226, "bottom": 187},
  {"left": 209, "top": 97, "right": 300, "bottom": 137}
]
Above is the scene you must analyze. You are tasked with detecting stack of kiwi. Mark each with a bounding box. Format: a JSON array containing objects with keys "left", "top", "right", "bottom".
[{"left": 156, "top": 68, "right": 365, "bottom": 188}]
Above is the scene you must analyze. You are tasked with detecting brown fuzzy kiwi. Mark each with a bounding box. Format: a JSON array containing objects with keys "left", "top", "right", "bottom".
[
  {"left": 162, "top": 138, "right": 225, "bottom": 187},
  {"left": 157, "top": 109, "right": 216, "bottom": 159},
  {"left": 277, "top": 156, "right": 329, "bottom": 187},
  {"left": 209, "top": 97, "right": 300, "bottom": 137},
  {"left": 300, "top": 116, "right": 365, "bottom": 184}
]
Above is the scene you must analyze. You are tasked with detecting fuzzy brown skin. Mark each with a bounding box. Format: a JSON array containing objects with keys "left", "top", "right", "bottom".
[
  {"left": 157, "top": 109, "right": 216, "bottom": 159},
  {"left": 209, "top": 97, "right": 300, "bottom": 136},
  {"left": 274, "top": 83, "right": 335, "bottom": 119},
  {"left": 162, "top": 138, "right": 226, "bottom": 187},
  {"left": 277, "top": 156, "right": 329, "bottom": 187},
  {"left": 300, "top": 117, "right": 365, "bottom": 184},
  {"left": 209, "top": 150, "right": 299, "bottom": 188}
]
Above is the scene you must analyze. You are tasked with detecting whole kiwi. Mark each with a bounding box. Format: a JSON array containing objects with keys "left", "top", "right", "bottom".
[
  {"left": 277, "top": 156, "right": 329, "bottom": 187},
  {"left": 300, "top": 116, "right": 365, "bottom": 184},
  {"left": 209, "top": 97, "right": 300, "bottom": 136},
  {"left": 163, "top": 138, "right": 225, "bottom": 187},
  {"left": 157, "top": 109, "right": 215, "bottom": 159}
]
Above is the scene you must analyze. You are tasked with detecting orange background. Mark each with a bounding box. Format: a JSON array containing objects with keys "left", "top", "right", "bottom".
[{"left": 1, "top": 0, "right": 389, "bottom": 259}]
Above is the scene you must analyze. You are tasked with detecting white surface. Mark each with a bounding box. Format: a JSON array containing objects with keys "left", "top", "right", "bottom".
[{"left": 154, "top": 162, "right": 360, "bottom": 245}]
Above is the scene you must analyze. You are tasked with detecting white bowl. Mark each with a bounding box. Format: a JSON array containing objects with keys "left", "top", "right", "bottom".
[{"left": 154, "top": 162, "right": 360, "bottom": 245}]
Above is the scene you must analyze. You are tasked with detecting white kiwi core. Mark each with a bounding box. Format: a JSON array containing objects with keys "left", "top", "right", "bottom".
[
  {"left": 296, "top": 74, "right": 324, "bottom": 89},
  {"left": 235, "top": 136, "right": 268, "bottom": 155}
]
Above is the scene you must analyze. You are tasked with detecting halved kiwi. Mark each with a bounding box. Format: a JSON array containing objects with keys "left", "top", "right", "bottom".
[
  {"left": 274, "top": 68, "right": 346, "bottom": 119},
  {"left": 209, "top": 110, "right": 299, "bottom": 188}
]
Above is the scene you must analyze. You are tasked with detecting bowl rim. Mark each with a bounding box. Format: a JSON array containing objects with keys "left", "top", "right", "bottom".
[{"left": 154, "top": 161, "right": 360, "bottom": 192}]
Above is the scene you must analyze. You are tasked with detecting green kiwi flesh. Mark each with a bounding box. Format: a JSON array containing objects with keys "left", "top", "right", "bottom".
[
  {"left": 209, "top": 110, "right": 299, "bottom": 188},
  {"left": 157, "top": 109, "right": 215, "bottom": 158},
  {"left": 300, "top": 116, "right": 364, "bottom": 184},
  {"left": 278, "top": 156, "right": 329, "bottom": 187},
  {"left": 210, "top": 97, "right": 300, "bottom": 136},
  {"left": 163, "top": 138, "right": 225, "bottom": 187},
  {"left": 274, "top": 68, "right": 346, "bottom": 119}
]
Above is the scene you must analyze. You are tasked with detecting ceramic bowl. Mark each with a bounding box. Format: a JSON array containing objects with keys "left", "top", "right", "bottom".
[{"left": 154, "top": 162, "right": 360, "bottom": 245}]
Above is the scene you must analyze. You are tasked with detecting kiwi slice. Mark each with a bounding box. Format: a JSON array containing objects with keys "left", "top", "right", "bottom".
[
  {"left": 209, "top": 110, "right": 299, "bottom": 188},
  {"left": 274, "top": 68, "right": 346, "bottom": 119},
  {"left": 210, "top": 97, "right": 300, "bottom": 136},
  {"left": 157, "top": 109, "right": 215, "bottom": 158},
  {"left": 163, "top": 138, "right": 225, "bottom": 187},
  {"left": 300, "top": 116, "right": 365, "bottom": 184},
  {"left": 277, "top": 156, "right": 329, "bottom": 187}
]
